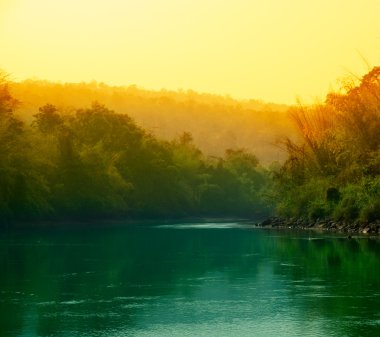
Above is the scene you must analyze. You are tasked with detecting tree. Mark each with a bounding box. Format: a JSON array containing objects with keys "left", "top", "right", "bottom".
[{"left": 33, "top": 104, "right": 63, "bottom": 133}]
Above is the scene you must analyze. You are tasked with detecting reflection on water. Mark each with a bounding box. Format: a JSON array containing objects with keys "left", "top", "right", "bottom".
[
  {"left": 157, "top": 222, "right": 252, "bottom": 229},
  {"left": 0, "top": 223, "right": 379, "bottom": 336}
]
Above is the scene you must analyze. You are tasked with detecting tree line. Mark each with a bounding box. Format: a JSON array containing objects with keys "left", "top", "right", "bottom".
[
  {"left": 10, "top": 79, "right": 293, "bottom": 164},
  {"left": 0, "top": 73, "right": 271, "bottom": 224},
  {"left": 271, "top": 67, "right": 380, "bottom": 223},
  {"left": 1, "top": 67, "right": 379, "bottom": 226}
]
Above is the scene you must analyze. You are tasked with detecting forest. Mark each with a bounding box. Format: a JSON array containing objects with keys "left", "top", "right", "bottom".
[
  {"left": 0, "top": 72, "right": 272, "bottom": 224},
  {"left": 272, "top": 67, "right": 380, "bottom": 223},
  {"left": 0, "top": 67, "right": 379, "bottom": 225},
  {"left": 10, "top": 79, "right": 293, "bottom": 164}
]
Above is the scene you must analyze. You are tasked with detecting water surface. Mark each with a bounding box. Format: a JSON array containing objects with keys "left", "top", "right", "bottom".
[{"left": 0, "top": 222, "right": 379, "bottom": 336}]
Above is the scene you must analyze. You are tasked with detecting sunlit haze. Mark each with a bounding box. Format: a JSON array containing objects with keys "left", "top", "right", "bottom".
[{"left": 1, "top": 0, "right": 379, "bottom": 103}]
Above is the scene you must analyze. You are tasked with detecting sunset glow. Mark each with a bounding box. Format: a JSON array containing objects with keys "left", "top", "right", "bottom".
[{"left": 1, "top": 0, "right": 379, "bottom": 103}]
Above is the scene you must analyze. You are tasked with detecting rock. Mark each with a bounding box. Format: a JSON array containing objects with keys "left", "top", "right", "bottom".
[
  {"left": 261, "top": 219, "right": 272, "bottom": 227},
  {"left": 259, "top": 216, "right": 380, "bottom": 235}
]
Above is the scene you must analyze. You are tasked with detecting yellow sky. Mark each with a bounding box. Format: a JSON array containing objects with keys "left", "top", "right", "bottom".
[{"left": 1, "top": 0, "right": 379, "bottom": 104}]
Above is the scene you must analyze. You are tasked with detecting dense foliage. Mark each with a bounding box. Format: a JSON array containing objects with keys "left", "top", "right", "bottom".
[
  {"left": 10, "top": 80, "right": 293, "bottom": 164},
  {"left": 0, "top": 74, "right": 271, "bottom": 224},
  {"left": 2, "top": 67, "right": 379, "bottom": 226},
  {"left": 272, "top": 67, "right": 380, "bottom": 223}
]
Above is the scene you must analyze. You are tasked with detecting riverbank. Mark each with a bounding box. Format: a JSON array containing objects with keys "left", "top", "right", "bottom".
[
  {"left": 1, "top": 216, "right": 255, "bottom": 230},
  {"left": 4, "top": 216, "right": 379, "bottom": 235},
  {"left": 259, "top": 217, "right": 380, "bottom": 235}
]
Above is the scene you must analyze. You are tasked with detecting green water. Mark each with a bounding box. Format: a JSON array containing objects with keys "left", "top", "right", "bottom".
[{"left": 0, "top": 222, "right": 379, "bottom": 336}]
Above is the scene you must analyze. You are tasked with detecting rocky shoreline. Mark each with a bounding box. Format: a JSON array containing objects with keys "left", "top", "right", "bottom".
[{"left": 259, "top": 217, "right": 380, "bottom": 235}]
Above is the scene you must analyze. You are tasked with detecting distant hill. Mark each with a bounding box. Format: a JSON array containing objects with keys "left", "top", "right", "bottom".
[{"left": 10, "top": 80, "right": 296, "bottom": 164}]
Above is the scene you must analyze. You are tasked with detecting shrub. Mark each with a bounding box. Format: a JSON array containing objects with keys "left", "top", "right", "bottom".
[{"left": 360, "top": 200, "right": 380, "bottom": 222}]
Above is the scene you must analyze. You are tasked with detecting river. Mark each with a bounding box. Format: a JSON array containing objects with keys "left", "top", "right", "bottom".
[{"left": 0, "top": 222, "right": 379, "bottom": 336}]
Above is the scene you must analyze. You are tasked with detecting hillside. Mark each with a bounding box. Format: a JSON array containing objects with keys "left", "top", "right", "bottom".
[{"left": 10, "top": 80, "right": 295, "bottom": 164}]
